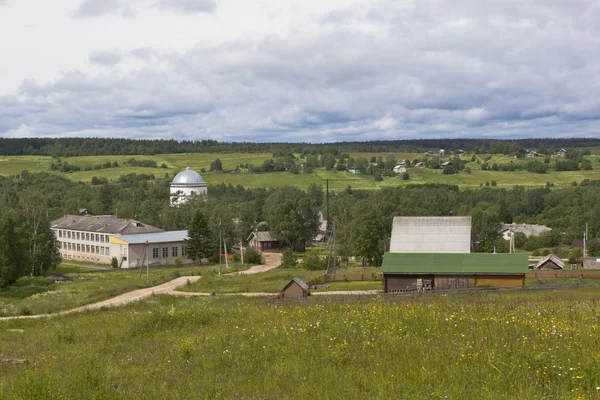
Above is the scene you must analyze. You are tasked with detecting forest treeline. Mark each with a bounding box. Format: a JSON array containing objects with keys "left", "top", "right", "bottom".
[
  {"left": 1, "top": 137, "right": 599, "bottom": 157},
  {"left": 1, "top": 171, "right": 600, "bottom": 286}
]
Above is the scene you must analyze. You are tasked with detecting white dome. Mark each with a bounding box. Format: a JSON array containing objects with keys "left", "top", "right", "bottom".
[{"left": 171, "top": 167, "right": 205, "bottom": 185}]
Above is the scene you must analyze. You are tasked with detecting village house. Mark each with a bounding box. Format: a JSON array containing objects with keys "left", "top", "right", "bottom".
[
  {"left": 248, "top": 231, "right": 280, "bottom": 252},
  {"left": 526, "top": 150, "right": 540, "bottom": 158},
  {"left": 498, "top": 223, "right": 551, "bottom": 241},
  {"left": 393, "top": 165, "right": 407, "bottom": 174},
  {"left": 555, "top": 148, "right": 567, "bottom": 157}
]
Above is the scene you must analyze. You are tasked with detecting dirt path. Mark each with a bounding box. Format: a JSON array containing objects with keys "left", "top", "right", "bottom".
[{"left": 0, "top": 254, "right": 282, "bottom": 321}]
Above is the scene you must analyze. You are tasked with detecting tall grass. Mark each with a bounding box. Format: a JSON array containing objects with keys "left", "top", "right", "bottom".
[{"left": 1, "top": 289, "right": 599, "bottom": 398}]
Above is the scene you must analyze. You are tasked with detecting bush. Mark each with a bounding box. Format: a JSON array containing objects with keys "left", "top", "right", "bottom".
[
  {"left": 245, "top": 247, "right": 263, "bottom": 264},
  {"left": 174, "top": 257, "right": 182, "bottom": 266},
  {"left": 302, "top": 252, "right": 326, "bottom": 271},
  {"left": 280, "top": 249, "right": 298, "bottom": 268},
  {"left": 491, "top": 180, "right": 497, "bottom": 186},
  {"left": 569, "top": 248, "right": 583, "bottom": 264},
  {"left": 401, "top": 172, "right": 409, "bottom": 180},
  {"left": 540, "top": 249, "right": 551, "bottom": 256},
  {"left": 111, "top": 257, "right": 119, "bottom": 268}
]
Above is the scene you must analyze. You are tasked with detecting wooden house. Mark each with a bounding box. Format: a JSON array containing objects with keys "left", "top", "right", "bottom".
[
  {"left": 526, "top": 150, "right": 540, "bottom": 158},
  {"left": 382, "top": 253, "right": 528, "bottom": 292},
  {"left": 535, "top": 254, "right": 564, "bottom": 270},
  {"left": 555, "top": 148, "right": 567, "bottom": 157},
  {"left": 248, "top": 231, "right": 280, "bottom": 252},
  {"left": 583, "top": 257, "right": 600, "bottom": 270},
  {"left": 280, "top": 277, "right": 309, "bottom": 299}
]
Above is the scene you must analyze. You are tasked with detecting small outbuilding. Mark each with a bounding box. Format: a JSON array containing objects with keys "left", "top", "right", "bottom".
[
  {"left": 280, "top": 277, "right": 309, "bottom": 299},
  {"left": 535, "top": 254, "right": 564, "bottom": 270},
  {"left": 583, "top": 257, "right": 600, "bottom": 270}
]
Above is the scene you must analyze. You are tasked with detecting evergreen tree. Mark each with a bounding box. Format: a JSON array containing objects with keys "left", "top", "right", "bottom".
[{"left": 185, "top": 210, "right": 214, "bottom": 264}]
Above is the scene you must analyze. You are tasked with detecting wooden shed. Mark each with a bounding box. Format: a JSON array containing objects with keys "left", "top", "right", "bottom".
[
  {"left": 583, "top": 257, "right": 600, "bottom": 270},
  {"left": 381, "top": 253, "right": 528, "bottom": 292},
  {"left": 535, "top": 254, "right": 564, "bottom": 270},
  {"left": 279, "top": 277, "right": 309, "bottom": 299}
]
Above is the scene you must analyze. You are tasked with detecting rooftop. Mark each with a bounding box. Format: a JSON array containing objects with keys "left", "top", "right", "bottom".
[
  {"left": 499, "top": 224, "right": 551, "bottom": 237},
  {"left": 51, "top": 215, "right": 164, "bottom": 235},
  {"left": 112, "top": 230, "right": 189, "bottom": 244},
  {"left": 382, "top": 253, "right": 529, "bottom": 275}
]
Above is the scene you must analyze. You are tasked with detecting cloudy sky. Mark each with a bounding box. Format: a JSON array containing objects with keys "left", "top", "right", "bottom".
[{"left": 0, "top": 0, "right": 599, "bottom": 142}]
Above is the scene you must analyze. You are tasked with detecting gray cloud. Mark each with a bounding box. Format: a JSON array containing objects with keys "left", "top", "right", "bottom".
[
  {"left": 5, "top": 0, "right": 600, "bottom": 141},
  {"left": 89, "top": 51, "right": 122, "bottom": 67},
  {"left": 73, "top": 0, "right": 132, "bottom": 18},
  {"left": 155, "top": 0, "right": 218, "bottom": 13}
]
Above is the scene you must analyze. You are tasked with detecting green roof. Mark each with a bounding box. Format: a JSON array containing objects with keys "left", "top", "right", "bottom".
[{"left": 382, "top": 253, "right": 528, "bottom": 274}]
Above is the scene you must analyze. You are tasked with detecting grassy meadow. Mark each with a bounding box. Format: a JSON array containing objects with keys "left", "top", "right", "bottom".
[
  {"left": 0, "top": 263, "right": 250, "bottom": 317},
  {"left": 2, "top": 152, "right": 600, "bottom": 190},
  {"left": 1, "top": 289, "right": 600, "bottom": 399}
]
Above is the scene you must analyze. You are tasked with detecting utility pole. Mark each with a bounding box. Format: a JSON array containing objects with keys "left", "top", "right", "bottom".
[
  {"left": 584, "top": 223, "right": 588, "bottom": 258},
  {"left": 219, "top": 219, "right": 222, "bottom": 277},
  {"left": 326, "top": 179, "right": 330, "bottom": 233},
  {"left": 240, "top": 239, "right": 244, "bottom": 264},
  {"left": 332, "top": 221, "right": 337, "bottom": 275}
]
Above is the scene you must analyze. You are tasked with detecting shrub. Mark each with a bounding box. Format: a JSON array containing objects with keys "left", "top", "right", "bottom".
[
  {"left": 302, "top": 252, "right": 326, "bottom": 271},
  {"left": 280, "top": 249, "right": 298, "bottom": 268},
  {"left": 569, "top": 248, "right": 583, "bottom": 264},
  {"left": 540, "top": 249, "right": 551, "bottom": 256},
  {"left": 491, "top": 180, "right": 497, "bottom": 186},
  {"left": 111, "top": 257, "right": 119, "bottom": 268},
  {"left": 245, "top": 247, "right": 263, "bottom": 264},
  {"left": 401, "top": 172, "right": 409, "bottom": 180},
  {"left": 174, "top": 257, "right": 182, "bottom": 266}
]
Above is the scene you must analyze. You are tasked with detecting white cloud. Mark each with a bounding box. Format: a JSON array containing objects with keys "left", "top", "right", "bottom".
[{"left": 1, "top": 0, "right": 600, "bottom": 142}]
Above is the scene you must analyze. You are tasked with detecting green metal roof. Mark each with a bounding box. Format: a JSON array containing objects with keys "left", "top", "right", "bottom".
[{"left": 382, "top": 253, "right": 528, "bottom": 274}]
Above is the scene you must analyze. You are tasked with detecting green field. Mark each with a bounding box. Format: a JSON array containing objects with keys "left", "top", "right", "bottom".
[
  {"left": 1, "top": 289, "right": 600, "bottom": 398},
  {"left": 0, "top": 263, "right": 249, "bottom": 317},
  {"left": 2, "top": 152, "right": 599, "bottom": 190}
]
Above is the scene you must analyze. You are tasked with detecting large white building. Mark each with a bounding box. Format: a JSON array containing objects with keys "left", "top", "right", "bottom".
[
  {"left": 51, "top": 215, "right": 193, "bottom": 268},
  {"left": 170, "top": 167, "right": 207, "bottom": 206}
]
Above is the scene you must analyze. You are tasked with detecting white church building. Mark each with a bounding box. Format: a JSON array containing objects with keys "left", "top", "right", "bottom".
[{"left": 170, "top": 167, "right": 207, "bottom": 206}]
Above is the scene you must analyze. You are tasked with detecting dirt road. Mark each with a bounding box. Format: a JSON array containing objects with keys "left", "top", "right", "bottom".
[{"left": 0, "top": 254, "right": 282, "bottom": 321}]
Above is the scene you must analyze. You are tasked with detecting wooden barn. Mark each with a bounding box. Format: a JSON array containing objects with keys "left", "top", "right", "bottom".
[
  {"left": 382, "top": 253, "right": 529, "bottom": 292},
  {"left": 248, "top": 231, "right": 280, "bottom": 252},
  {"left": 535, "top": 254, "right": 564, "bottom": 270},
  {"left": 280, "top": 277, "right": 309, "bottom": 299}
]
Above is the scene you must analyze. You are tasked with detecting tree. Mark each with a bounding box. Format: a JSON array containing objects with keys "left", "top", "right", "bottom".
[
  {"left": 280, "top": 249, "right": 298, "bottom": 268},
  {"left": 263, "top": 187, "right": 319, "bottom": 248},
  {"left": 401, "top": 172, "right": 410, "bottom": 181},
  {"left": 185, "top": 210, "right": 214, "bottom": 264},
  {"left": 210, "top": 159, "right": 223, "bottom": 172},
  {"left": 0, "top": 211, "right": 28, "bottom": 287}
]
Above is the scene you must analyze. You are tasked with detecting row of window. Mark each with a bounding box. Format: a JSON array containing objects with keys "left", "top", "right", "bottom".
[
  {"left": 59, "top": 242, "right": 110, "bottom": 256},
  {"left": 152, "top": 246, "right": 187, "bottom": 258},
  {"left": 56, "top": 230, "right": 110, "bottom": 243}
]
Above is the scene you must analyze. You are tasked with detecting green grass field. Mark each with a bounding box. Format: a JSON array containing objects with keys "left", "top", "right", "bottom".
[
  {"left": 1, "top": 289, "right": 599, "bottom": 398},
  {"left": 2, "top": 152, "right": 599, "bottom": 190},
  {"left": 0, "top": 263, "right": 249, "bottom": 317}
]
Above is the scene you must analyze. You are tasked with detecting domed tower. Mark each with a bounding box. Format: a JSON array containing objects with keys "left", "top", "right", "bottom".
[{"left": 170, "top": 167, "right": 207, "bottom": 206}]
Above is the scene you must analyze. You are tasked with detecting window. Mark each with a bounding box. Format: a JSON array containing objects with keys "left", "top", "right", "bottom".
[
  {"left": 86, "top": 233, "right": 90, "bottom": 241},
  {"left": 100, "top": 247, "right": 104, "bottom": 255},
  {"left": 67, "top": 231, "right": 71, "bottom": 239},
  {"left": 106, "top": 247, "right": 110, "bottom": 256},
  {"left": 96, "top": 234, "right": 100, "bottom": 242},
  {"left": 96, "top": 246, "right": 100, "bottom": 254},
  {"left": 181, "top": 246, "right": 187, "bottom": 257},
  {"left": 86, "top": 245, "right": 90, "bottom": 253},
  {"left": 162, "top": 247, "right": 168, "bottom": 257},
  {"left": 77, "top": 244, "right": 81, "bottom": 252},
  {"left": 77, "top": 232, "right": 80, "bottom": 240},
  {"left": 172, "top": 247, "right": 178, "bottom": 257},
  {"left": 105, "top": 235, "right": 109, "bottom": 243},
  {"left": 152, "top": 248, "right": 159, "bottom": 258},
  {"left": 59, "top": 230, "right": 62, "bottom": 238},
  {"left": 123, "top": 247, "right": 127, "bottom": 256},
  {"left": 68, "top": 243, "right": 71, "bottom": 251},
  {"left": 91, "top": 246, "right": 95, "bottom": 254}
]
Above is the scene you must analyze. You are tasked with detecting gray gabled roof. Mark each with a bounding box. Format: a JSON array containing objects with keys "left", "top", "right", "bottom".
[
  {"left": 499, "top": 224, "right": 550, "bottom": 237},
  {"left": 250, "top": 231, "right": 278, "bottom": 242},
  {"left": 283, "top": 276, "right": 309, "bottom": 292},
  {"left": 51, "top": 215, "right": 164, "bottom": 235},
  {"left": 535, "top": 254, "right": 565, "bottom": 269},
  {"left": 390, "top": 216, "right": 472, "bottom": 253}
]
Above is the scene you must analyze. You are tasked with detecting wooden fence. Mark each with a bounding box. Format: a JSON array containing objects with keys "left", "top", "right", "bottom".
[{"left": 526, "top": 272, "right": 600, "bottom": 279}]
